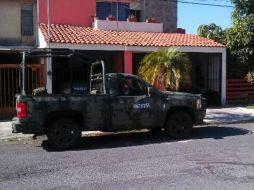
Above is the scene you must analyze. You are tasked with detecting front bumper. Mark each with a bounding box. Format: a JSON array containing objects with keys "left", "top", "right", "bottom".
[
  {"left": 12, "top": 117, "right": 43, "bottom": 134},
  {"left": 195, "top": 109, "right": 206, "bottom": 125}
]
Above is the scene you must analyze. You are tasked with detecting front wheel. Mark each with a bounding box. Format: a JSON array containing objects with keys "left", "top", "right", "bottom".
[
  {"left": 47, "top": 118, "right": 81, "bottom": 150},
  {"left": 165, "top": 111, "right": 193, "bottom": 139}
]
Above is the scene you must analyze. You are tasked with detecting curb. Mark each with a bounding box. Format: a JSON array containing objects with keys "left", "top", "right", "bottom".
[
  {"left": 0, "top": 130, "right": 143, "bottom": 142},
  {"left": 0, "top": 135, "right": 34, "bottom": 142},
  {"left": 204, "top": 118, "right": 254, "bottom": 125}
]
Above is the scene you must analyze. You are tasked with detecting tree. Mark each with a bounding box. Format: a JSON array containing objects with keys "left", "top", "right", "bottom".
[
  {"left": 197, "top": 23, "right": 226, "bottom": 44},
  {"left": 227, "top": 0, "right": 254, "bottom": 78},
  {"left": 138, "top": 48, "right": 191, "bottom": 91},
  {"left": 231, "top": 0, "right": 254, "bottom": 16}
]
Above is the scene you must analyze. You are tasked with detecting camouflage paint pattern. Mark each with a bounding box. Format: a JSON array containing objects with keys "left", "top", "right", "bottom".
[{"left": 12, "top": 74, "right": 206, "bottom": 134}]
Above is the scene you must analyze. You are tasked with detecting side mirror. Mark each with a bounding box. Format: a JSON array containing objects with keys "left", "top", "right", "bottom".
[
  {"left": 147, "top": 86, "right": 152, "bottom": 97},
  {"left": 109, "top": 88, "right": 117, "bottom": 96}
]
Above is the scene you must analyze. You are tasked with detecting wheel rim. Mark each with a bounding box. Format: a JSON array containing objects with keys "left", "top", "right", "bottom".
[
  {"left": 51, "top": 121, "right": 80, "bottom": 148},
  {"left": 168, "top": 114, "right": 191, "bottom": 138}
]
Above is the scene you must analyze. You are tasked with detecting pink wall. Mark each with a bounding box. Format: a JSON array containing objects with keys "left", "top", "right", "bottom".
[{"left": 39, "top": 0, "right": 96, "bottom": 27}]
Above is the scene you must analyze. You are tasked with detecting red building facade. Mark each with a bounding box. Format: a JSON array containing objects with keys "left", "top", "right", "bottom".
[
  {"left": 38, "top": 0, "right": 96, "bottom": 27},
  {"left": 38, "top": 0, "right": 133, "bottom": 27}
]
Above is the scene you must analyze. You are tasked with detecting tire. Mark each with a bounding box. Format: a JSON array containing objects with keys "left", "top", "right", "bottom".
[
  {"left": 165, "top": 111, "right": 193, "bottom": 139},
  {"left": 47, "top": 118, "right": 81, "bottom": 150}
]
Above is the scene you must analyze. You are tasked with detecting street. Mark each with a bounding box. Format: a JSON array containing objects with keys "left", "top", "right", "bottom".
[{"left": 1, "top": 123, "right": 254, "bottom": 190}]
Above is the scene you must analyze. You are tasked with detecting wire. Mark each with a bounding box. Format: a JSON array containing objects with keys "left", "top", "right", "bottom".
[
  {"left": 190, "top": 0, "right": 232, "bottom": 2},
  {"left": 169, "top": 0, "right": 234, "bottom": 8},
  {"left": 96, "top": 0, "right": 234, "bottom": 9}
]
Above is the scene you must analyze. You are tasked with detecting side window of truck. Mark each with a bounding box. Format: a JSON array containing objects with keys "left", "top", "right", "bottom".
[
  {"left": 119, "top": 77, "right": 147, "bottom": 96},
  {"left": 106, "top": 77, "right": 118, "bottom": 96}
]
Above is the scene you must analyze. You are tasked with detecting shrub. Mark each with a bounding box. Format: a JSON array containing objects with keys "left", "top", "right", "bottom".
[{"left": 245, "top": 71, "right": 254, "bottom": 84}]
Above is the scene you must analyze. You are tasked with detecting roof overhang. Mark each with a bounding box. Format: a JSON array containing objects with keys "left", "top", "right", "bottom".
[
  {"left": 38, "top": 28, "right": 226, "bottom": 54},
  {"left": 43, "top": 42, "right": 226, "bottom": 54}
]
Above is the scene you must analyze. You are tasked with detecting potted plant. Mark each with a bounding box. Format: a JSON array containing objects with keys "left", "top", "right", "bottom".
[
  {"left": 106, "top": 15, "right": 116, "bottom": 21},
  {"left": 127, "top": 14, "right": 137, "bottom": 22},
  {"left": 92, "top": 14, "right": 99, "bottom": 21},
  {"left": 146, "top": 17, "right": 156, "bottom": 23}
]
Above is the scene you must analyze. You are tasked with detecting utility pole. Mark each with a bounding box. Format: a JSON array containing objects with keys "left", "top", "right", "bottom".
[
  {"left": 143, "top": 0, "right": 146, "bottom": 21},
  {"left": 47, "top": 0, "right": 51, "bottom": 49},
  {"left": 117, "top": 0, "right": 119, "bottom": 32},
  {"left": 46, "top": 0, "right": 52, "bottom": 93}
]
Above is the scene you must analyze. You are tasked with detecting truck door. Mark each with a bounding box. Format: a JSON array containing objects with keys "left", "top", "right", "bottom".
[{"left": 110, "top": 76, "right": 153, "bottom": 129}]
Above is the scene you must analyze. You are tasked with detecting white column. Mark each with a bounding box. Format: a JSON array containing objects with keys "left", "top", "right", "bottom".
[
  {"left": 221, "top": 48, "right": 227, "bottom": 106},
  {"left": 46, "top": 57, "right": 52, "bottom": 94}
]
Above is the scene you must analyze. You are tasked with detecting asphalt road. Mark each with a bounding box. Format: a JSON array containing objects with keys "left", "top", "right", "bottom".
[{"left": 1, "top": 123, "right": 254, "bottom": 190}]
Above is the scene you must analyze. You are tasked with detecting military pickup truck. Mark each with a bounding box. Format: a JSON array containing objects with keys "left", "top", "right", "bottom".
[{"left": 12, "top": 50, "right": 206, "bottom": 150}]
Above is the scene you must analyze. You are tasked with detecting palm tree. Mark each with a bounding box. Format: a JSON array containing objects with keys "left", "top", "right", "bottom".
[
  {"left": 138, "top": 48, "right": 191, "bottom": 91},
  {"left": 197, "top": 23, "right": 225, "bottom": 44}
]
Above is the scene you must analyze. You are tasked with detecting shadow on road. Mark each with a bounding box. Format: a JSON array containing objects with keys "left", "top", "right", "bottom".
[
  {"left": 42, "top": 126, "right": 252, "bottom": 152},
  {"left": 193, "top": 126, "right": 252, "bottom": 140}
]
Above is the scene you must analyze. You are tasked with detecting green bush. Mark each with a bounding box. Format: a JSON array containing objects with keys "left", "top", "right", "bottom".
[
  {"left": 245, "top": 71, "right": 254, "bottom": 84},
  {"left": 32, "top": 87, "right": 47, "bottom": 95}
]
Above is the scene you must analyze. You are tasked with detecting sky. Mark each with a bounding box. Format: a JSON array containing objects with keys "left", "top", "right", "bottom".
[{"left": 177, "top": 0, "right": 234, "bottom": 34}]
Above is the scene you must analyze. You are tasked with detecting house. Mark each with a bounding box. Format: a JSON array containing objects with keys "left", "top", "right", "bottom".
[
  {"left": 0, "top": 0, "right": 226, "bottom": 118},
  {"left": 38, "top": 0, "right": 226, "bottom": 106},
  {"left": 0, "top": 0, "right": 42, "bottom": 118}
]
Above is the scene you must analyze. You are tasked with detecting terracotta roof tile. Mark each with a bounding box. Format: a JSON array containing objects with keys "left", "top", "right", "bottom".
[{"left": 40, "top": 23, "right": 225, "bottom": 48}]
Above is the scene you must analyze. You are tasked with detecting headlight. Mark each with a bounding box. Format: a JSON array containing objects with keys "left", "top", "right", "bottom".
[{"left": 196, "top": 98, "right": 202, "bottom": 109}]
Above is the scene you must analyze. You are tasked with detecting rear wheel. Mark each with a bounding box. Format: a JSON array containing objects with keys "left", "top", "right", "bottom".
[
  {"left": 165, "top": 111, "right": 193, "bottom": 139},
  {"left": 47, "top": 118, "right": 81, "bottom": 150}
]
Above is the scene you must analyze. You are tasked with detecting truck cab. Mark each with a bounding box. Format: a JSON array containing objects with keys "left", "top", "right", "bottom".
[{"left": 104, "top": 73, "right": 206, "bottom": 130}]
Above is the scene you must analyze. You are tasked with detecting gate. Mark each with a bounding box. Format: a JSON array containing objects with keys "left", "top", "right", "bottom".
[
  {"left": 0, "top": 64, "right": 44, "bottom": 119},
  {"left": 227, "top": 79, "right": 254, "bottom": 104}
]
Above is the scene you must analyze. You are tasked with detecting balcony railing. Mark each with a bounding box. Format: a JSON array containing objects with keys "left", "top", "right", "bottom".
[{"left": 93, "top": 19, "right": 163, "bottom": 33}]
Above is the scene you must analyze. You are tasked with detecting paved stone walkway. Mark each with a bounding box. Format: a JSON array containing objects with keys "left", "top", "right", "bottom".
[{"left": 0, "top": 107, "right": 254, "bottom": 141}]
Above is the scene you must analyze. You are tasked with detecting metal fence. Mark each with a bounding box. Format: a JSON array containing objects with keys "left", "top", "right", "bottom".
[{"left": 0, "top": 64, "right": 44, "bottom": 118}]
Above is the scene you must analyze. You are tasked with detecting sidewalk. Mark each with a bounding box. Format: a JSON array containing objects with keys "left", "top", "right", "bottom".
[
  {"left": 0, "top": 121, "right": 33, "bottom": 141},
  {"left": 1, "top": 107, "right": 254, "bottom": 141},
  {"left": 204, "top": 107, "right": 254, "bottom": 124}
]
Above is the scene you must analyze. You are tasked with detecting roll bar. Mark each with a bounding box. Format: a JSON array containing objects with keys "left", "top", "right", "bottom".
[
  {"left": 90, "top": 60, "right": 106, "bottom": 94},
  {"left": 19, "top": 49, "right": 105, "bottom": 95}
]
